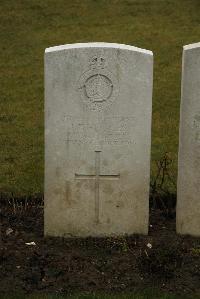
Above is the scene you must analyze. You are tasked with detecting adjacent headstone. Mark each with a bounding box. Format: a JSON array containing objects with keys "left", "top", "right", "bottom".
[
  {"left": 45, "top": 42, "right": 153, "bottom": 237},
  {"left": 177, "top": 42, "right": 200, "bottom": 236}
]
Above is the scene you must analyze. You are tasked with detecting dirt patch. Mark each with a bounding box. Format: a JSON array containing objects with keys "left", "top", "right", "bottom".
[{"left": 0, "top": 199, "right": 199, "bottom": 296}]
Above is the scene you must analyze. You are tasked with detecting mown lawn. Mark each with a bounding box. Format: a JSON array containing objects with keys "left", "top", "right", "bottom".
[
  {"left": 1, "top": 292, "right": 200, "bottom": 299},
  {"left": 1, "top": 0, "right": 200, "bottom": 196}
]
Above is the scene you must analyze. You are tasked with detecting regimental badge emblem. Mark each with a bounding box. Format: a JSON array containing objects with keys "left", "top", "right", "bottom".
[{"left": 78, "top": 56, "right": 119, "bottom": 111}]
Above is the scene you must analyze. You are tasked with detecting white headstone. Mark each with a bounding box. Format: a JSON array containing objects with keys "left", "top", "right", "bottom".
[
  {"left": 45, "top": 42, "right": 153, "bottom": 237},
  {"left": 177, "top": 42, "right": 200, "bottom": 236}
]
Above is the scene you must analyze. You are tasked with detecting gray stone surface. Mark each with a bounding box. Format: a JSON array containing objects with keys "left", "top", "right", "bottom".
[
  {"left": 44, "top": 42, "right": 153, "bottom": 237},
  {"left": 177, "top": 42, "right": 200, "bottom": 237}
]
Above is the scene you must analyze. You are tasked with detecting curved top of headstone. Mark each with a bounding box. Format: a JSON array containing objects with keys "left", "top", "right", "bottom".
[
  {"left": 183, "top": 42, "right": 200, "bottom": 51},
  {"left": 45, "top": 42, "right": 153, "bottom": 56}
]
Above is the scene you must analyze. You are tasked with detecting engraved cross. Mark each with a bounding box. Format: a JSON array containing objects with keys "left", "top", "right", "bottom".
[{"left": 75, "top": 151, "right": 120, "bottom": 224}]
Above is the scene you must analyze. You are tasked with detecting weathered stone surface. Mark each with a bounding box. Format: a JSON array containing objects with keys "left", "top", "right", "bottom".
[
  {"left": 177, "top": 42, "right": 200, "bottom": 237},
  {"left": 44, "top": 42, "right": 153, "bottom": 237}
]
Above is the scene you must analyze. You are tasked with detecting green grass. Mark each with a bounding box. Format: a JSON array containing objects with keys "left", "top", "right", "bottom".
[
  {"left": 1, "top": 0, "right": 200, "bottom": 196},
  {"left": 1, "top": 292, "right": 200, "bottom": 299}
]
